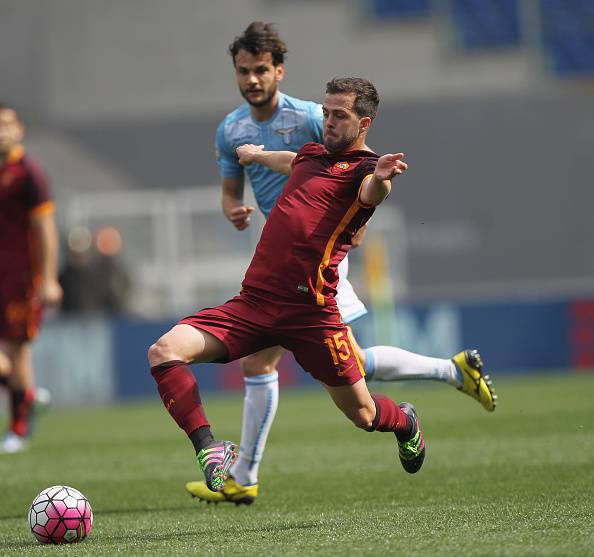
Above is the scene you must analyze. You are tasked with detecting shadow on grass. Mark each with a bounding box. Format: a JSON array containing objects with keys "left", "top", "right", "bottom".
[
  {"left": 92, "top": 520, "right": 321, "bottom": 545},
  {"left": 0, "top": 520, "right": 320, "bottom": 550},
  {"left": 0, "top": 503, "right": 194, "bottom": 522}
]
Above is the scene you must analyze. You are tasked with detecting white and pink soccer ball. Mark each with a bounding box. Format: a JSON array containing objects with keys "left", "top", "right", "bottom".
[{"left": 28, "top": 485, "right": 93, "bottom": 544}]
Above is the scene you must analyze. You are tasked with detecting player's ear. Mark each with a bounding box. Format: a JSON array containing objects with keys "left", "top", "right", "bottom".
[
  {"left": 359, "top": 116, "right": 372, "bottom": 134},
  {"left": 275, "top": 63, "right": 285, "bottom": 82}
]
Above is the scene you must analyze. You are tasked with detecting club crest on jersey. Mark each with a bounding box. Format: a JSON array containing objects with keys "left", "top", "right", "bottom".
[
  {"left": 331, "top": 161, "right": 350, "bottom": 174},
  {"left": 275, "top": 126, "right": 297, "bottom": 145}
]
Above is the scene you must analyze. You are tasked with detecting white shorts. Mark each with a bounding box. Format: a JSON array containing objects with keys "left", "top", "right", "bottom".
[{"left": 335, "top": 255, "right": 367, "bottom": 324}]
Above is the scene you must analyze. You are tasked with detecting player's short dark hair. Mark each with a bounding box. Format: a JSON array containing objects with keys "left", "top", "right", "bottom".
[
  {"left": 326, "top": 77, "right": 379, "bottom": 120},
  {"left": 229, "top": 22, "right": 288, "bottom": 66}
]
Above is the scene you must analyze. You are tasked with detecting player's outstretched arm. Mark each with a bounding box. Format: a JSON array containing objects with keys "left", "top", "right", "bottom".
[
  {"left": 360, "top": 152, "right": 408, "bottom": 207},
  {"left": 236, "top": 144, "right": 296, "bottom": 176}
]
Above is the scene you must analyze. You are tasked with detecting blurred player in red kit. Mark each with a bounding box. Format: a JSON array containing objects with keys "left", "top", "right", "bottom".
[
  {"left": 0, "top": 104, "right": 62, "bottom": 453},
  {"left": 149, "top": 78, "right": 429, "bottom": 491}
]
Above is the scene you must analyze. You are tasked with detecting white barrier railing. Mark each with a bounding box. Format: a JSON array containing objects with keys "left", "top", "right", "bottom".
[{"left": 63, "top": 185, "right": 408, "bottom": 318}]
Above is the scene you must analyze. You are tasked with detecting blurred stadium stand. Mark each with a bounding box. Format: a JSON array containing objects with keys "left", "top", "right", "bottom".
[
  {"left": 367, "top": 0, "right": 431, "bottom": 20},
  {"left": 448, "top": 0, "right": 522, "bottom": 51},
  {"left": 1, "top": 0, "right": 593, "bottom": 403},
  {"left": 539, "top": 0, "right": 594, "bottom": 76},
  {"left": 366, "top": 0, "right": 594, "bottom": 74}
]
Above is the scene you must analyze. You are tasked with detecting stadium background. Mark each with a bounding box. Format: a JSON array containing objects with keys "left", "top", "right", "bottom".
[{"left": 2, "top": 0, "right": 594, "bottom": 404}]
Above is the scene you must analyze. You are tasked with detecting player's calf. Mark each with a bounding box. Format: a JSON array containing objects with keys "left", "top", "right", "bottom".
[{"left": 348, "top": 405, "right": 377, "bottom": 430}]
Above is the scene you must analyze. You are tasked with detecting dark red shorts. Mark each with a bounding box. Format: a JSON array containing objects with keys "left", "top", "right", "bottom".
[
  {"left": 179, "top": 288, "right": 366, "bottom": 387},
  {"left": 0, "top": 272, "right": 42, "bottom": 341}
]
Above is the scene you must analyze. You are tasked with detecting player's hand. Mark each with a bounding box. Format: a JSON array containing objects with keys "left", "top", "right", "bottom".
[
  {"left": 228, "top": 205, "right": 255, "bottom": 230},
  {"left": 374, "top": 153, "right": 408, "bottom": 181},
  {"left": 237, "top": 144, "right": 264, "bottom": 166},
  {"left": 38, "top": 278, "right": 63, "bottom": 307},
  {"left": 351, "top": 224, "right": 368, "bottom": 248}
]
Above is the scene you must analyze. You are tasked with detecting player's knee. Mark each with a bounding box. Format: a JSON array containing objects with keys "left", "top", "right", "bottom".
[
  {"left": 240, "top": 354, "right": 276, "bottom": 376},
  {"left": 0, "top": 351, "right": 13, "bottom": 376},
  {"left": 147, "top": 342, "right": 163, "bottom": 367},
  {"left": 147, "top": 337, "right": 178, "bottom": 368}
]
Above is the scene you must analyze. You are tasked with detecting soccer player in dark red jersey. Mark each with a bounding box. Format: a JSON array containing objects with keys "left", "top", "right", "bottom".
[
  {"left": 149, "top": 78, "right": 425, "bottom": 492},
  {"left": 186, "top": 22, "right": 495, "bottom": 506},
  {"left": 0, "top": 104, "right": 62, "bottom": 453}
]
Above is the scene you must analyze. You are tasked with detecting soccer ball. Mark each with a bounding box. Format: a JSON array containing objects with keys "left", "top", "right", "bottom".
[{"left": 28, "top": 485, "right": 93, "bottom": 544}]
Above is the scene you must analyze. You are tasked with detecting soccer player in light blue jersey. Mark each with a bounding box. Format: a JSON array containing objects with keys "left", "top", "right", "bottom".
[{"left": 185, "top": 22, "right": 496, "bottom": 504}]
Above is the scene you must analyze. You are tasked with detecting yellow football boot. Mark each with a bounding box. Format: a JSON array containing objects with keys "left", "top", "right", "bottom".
[
  {"left": 185, "top": 477, "right": 258, "bottom": 505},
  {"left": 452, "top": 349, "right": 497, "bottom": 412}
]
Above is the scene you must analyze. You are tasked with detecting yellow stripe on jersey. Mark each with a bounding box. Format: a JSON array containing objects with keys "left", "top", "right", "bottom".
[
  {"left": 357, "top": 173, "right": 376, "bottom": 208},
  {"left": 315, "top": 179, "right": 371, "bottom": 306},
  {"left": 29, "top": 201, "right": 55, "bottom": 219},
  {"left": 7, "top": 145, "right": 24, "bottom": 164},
  {"left": 347, "top": 327, "right": 366, "bottom": 378}
]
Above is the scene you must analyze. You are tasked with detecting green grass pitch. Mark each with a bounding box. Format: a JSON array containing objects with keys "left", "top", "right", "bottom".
[{"left": 0, "top": 372, "right": 593, "bottom": 556}]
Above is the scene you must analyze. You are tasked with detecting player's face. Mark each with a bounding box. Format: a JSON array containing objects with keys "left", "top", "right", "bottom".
[
  {"left": 234, "top": 50, "right": 284, "bottom": 108},
  {"left": 0, "top": 109, "right": 24, "bottom": 154},
  {"left": 322, "top": 93, "right": 369, "bottom": 154}
]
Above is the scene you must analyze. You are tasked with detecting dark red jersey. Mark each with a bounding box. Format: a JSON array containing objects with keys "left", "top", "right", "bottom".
[
  {"left": 242, "top": 142, "right": 379, "bottom": 307},
  {"left": 0, "top": 146, "right": 54, "bottom": 276}
]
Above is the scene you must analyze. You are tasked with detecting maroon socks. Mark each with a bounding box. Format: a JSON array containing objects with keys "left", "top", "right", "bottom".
[
  {"left": 151, "top": 360, "right": 210, "bottom": 436},
  {"left": 368, "top": 394, "right": 413, "bottom": 441},
  {"left": 10, "top": 387, "right": 35, "bottom": 437}
]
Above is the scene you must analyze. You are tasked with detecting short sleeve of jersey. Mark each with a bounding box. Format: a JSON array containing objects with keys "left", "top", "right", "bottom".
[
  {"left": 23, "top": 159, "right": 52, "bottom": 210},
  {"left": 308, "top": 103, "right": 324, "bottom": 143},
  {"left": 291, "top": 142, "right": 323, "bottom": 169},
  {"left": 353, "top": 157, "right": 379, "bottom": 206},
  {"left": 353, "top": 157, "right": 378, "bottom": 188},
  {"left": 215, "top": 119, "right": 243, "bottom": 179},
  {"left": 298, "top": 142, "right": 324, "bottom": 157}
]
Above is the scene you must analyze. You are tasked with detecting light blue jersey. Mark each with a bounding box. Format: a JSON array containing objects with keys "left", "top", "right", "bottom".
[{"left": 215, "top": 92, "right": 323, "bottom": 217}]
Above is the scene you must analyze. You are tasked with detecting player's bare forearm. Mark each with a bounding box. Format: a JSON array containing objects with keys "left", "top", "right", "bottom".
[
  {"left": 237, "top": 144, "right": 296, "bottom": 176},
  {"left": 360, "top": 152, "right": 408, "bottom": 207},
  {"left": 361, "top": 174, "right": 391, "bottom": 206},
  {"left": 222, "top": 187, "right": 243, "bottom": 220},
  {"left": 257, "top": 150, "right": 296, "bottom": 175},
  {"left": 30, "top": 212, "right": 62, "bottom": 305},
  {"left": 31, "top": 212, "right": 58, "bottom": 282},
  {"left": 222, "top": 176, "right": 254, "bottom": 231},
  {"left": 351, "top": 224, "right": 368, "bottom": 248}
]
